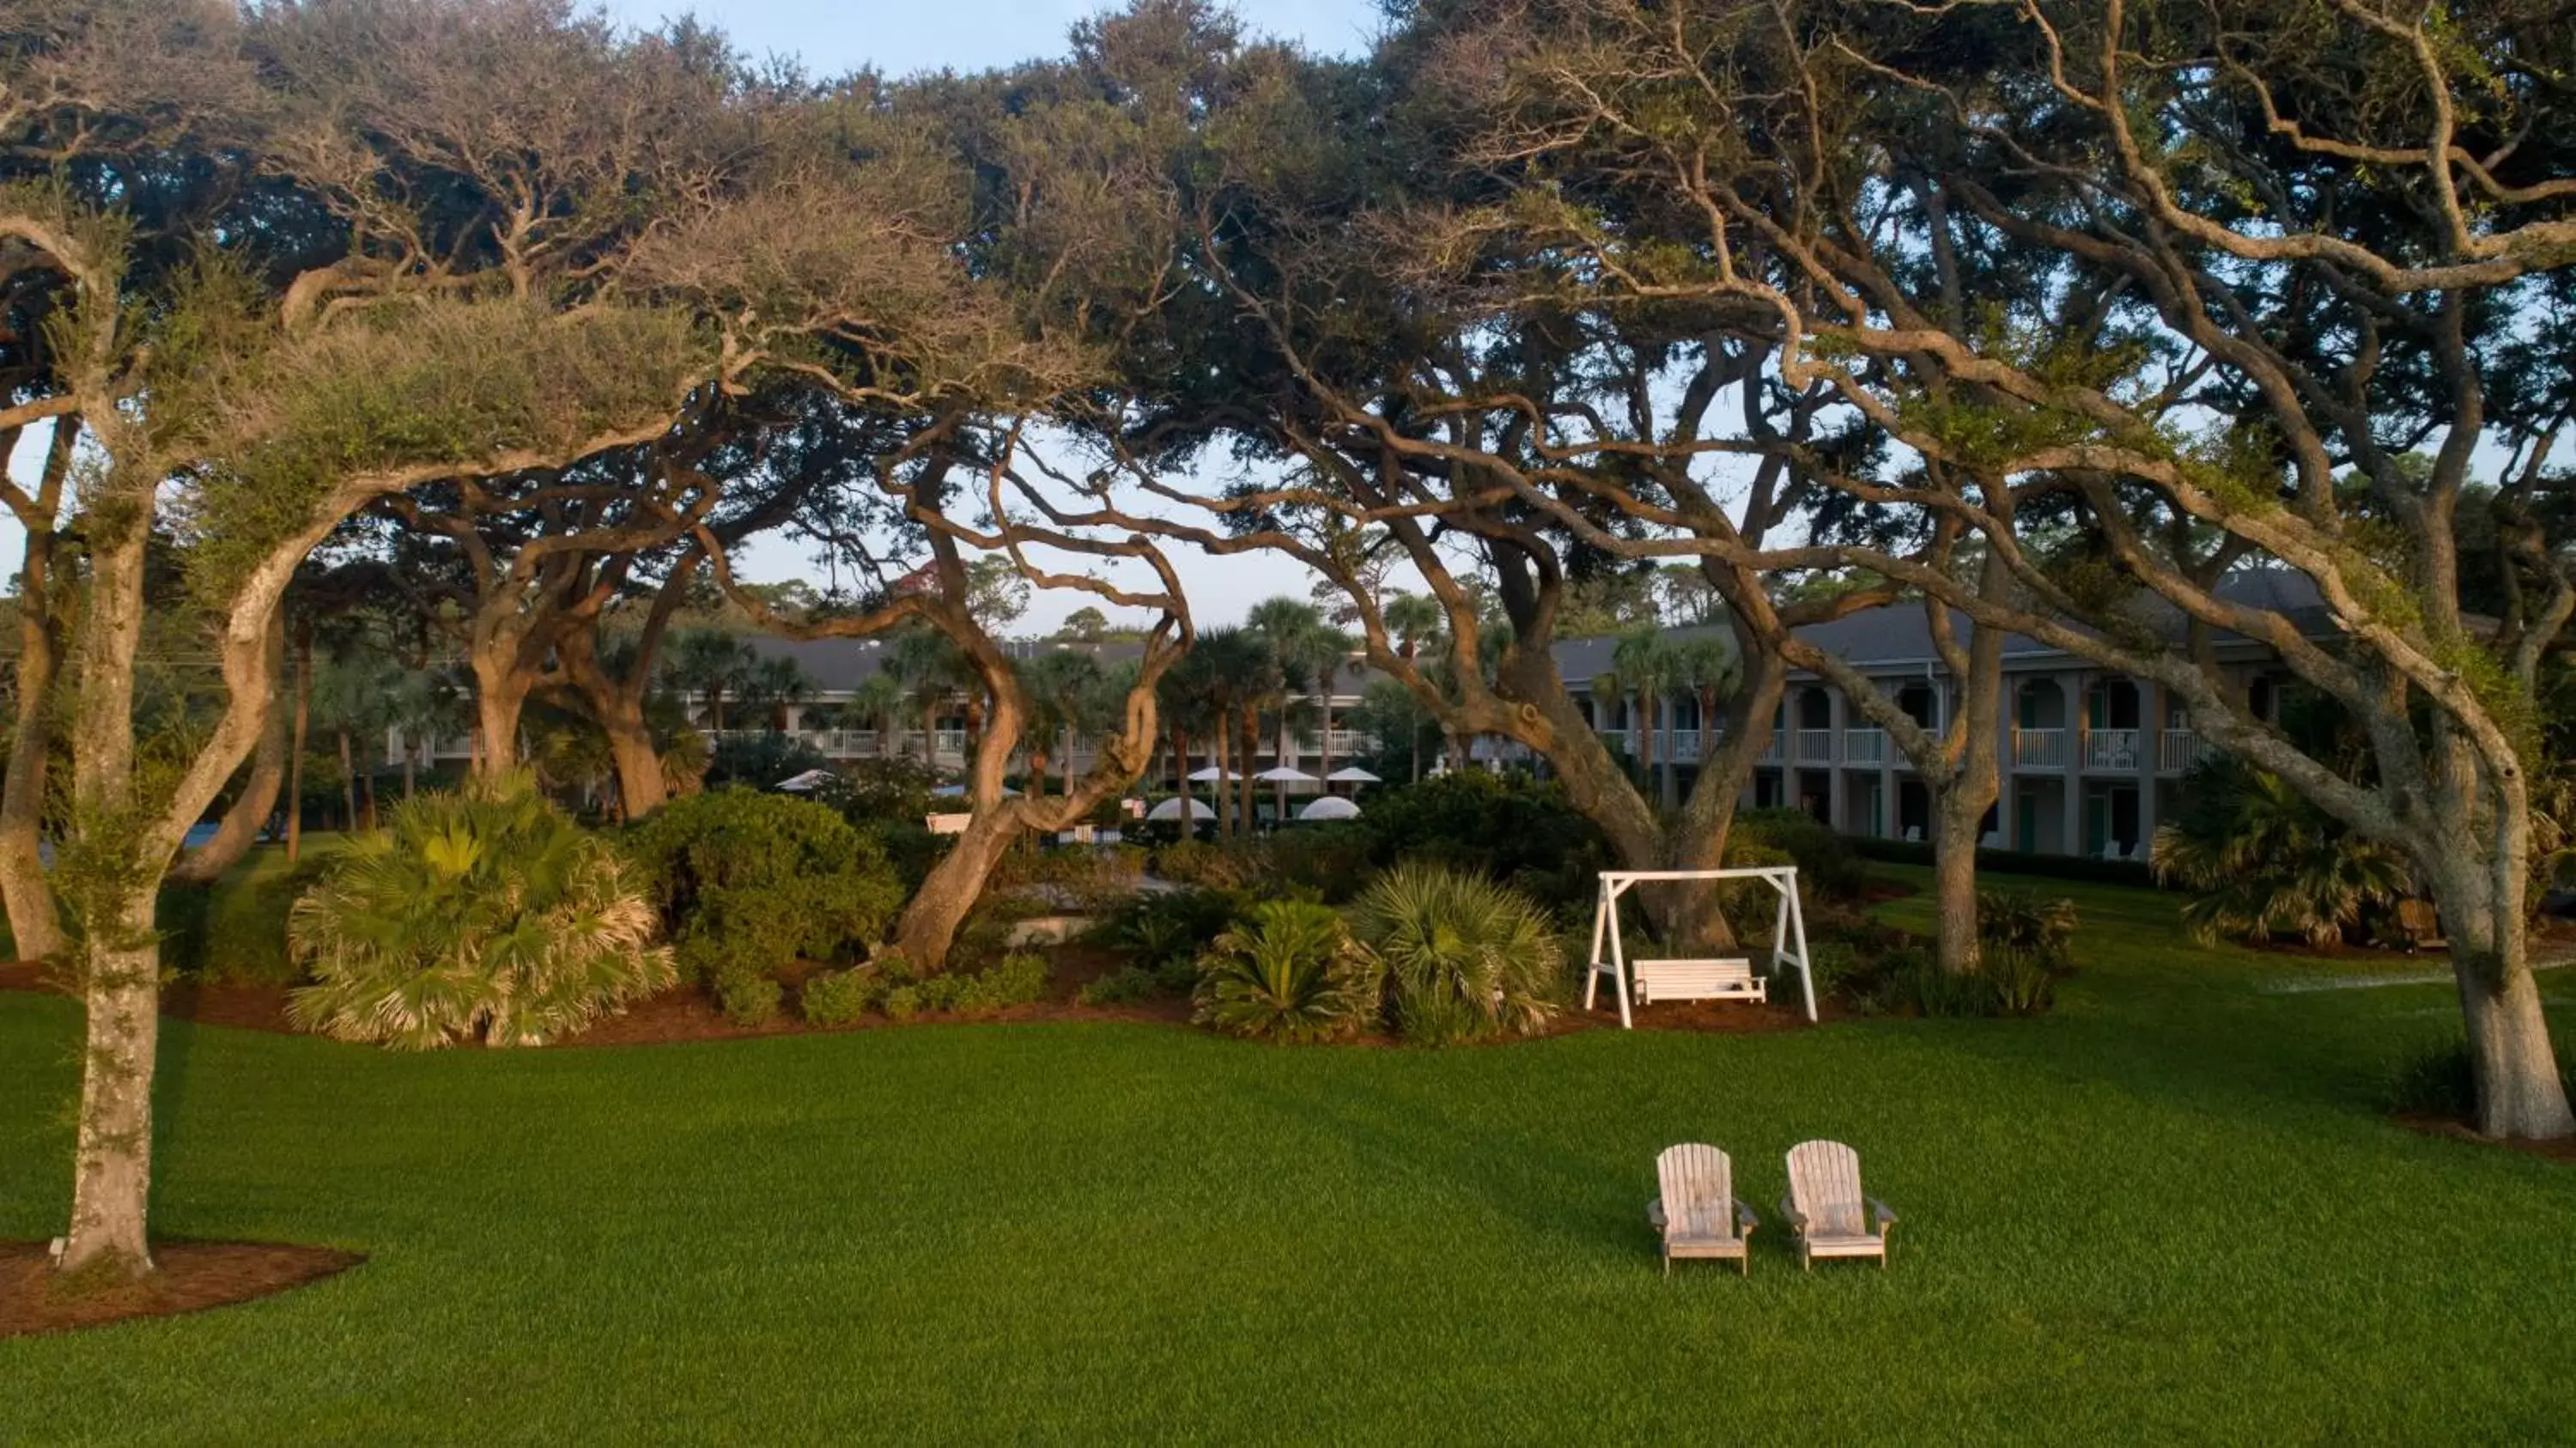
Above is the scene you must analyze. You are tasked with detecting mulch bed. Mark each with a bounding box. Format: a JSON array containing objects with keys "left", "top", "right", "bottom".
[
  {"left": 3, "top": 945, "right": 1822, "bottom": 1047},
  {"left": 1, "top": 1239, "right": 362, "bottom": 1339},
  {"left": 2392, "top": 1112, "right": 2576, "bottom": 1165}
]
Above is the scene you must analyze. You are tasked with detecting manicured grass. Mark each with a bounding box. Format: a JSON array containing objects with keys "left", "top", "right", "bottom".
[{"left": 3, "top": 870, "right": 2572, "bottom": 1443}]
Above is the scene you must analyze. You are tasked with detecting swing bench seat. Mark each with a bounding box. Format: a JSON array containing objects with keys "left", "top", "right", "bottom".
[{"left": 1631, "top": 958, "right": 1765, "bottom": 1005}]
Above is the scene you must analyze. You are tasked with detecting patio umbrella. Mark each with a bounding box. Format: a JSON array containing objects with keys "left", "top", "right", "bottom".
[
  {"left": 1325, "top": 766, "right": 1381, "bottom": 783},
  {"left": 1187, "top": 765, "right": 1235, "bottom": 782},
  {"left": 1297, "top": 796, "right": 1361, "bottom": 822},
  {"left": 774, "top": 769, "right": 837, "bottom": 793},
  {"left": 1253, "top": 766, "right": 1318, "bottom": 782},
  {"left": 1147, "top": 796, "right": 1215, "bottom": 821}
]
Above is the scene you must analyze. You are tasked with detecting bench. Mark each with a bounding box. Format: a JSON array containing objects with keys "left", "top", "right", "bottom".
[{"left": 1631, "top": 958, "right": 1765, "bottom": 1006}]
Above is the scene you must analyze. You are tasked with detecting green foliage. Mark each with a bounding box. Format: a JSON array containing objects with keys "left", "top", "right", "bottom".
[
  {"left": 2381, "top": 1036, "right": 2575, "bottom": 1122},
  {"left": 1075, "top": 964, "right": 1163, "bottom": 1007},
  {"left": 717, "top": 966, "right": 783, "bottom": 1027},
  {"left": 914, "top": 952, "right": 1051, "bottom": 1017},
  {"left": 161, "top": 852, "right": 333, "bottom": 984},
  {"left": 1347, "top": 863, "right": 1564, "bottom": 1045},
  {"left": 1266, "top": 824, "right": 1375, "bottom": 903},
  {"left": 835, "top": 756, "right": 943, "bottom": 824},
  {"left": 625, "top": 788, "right": 904, "bottom": 997},
  {"left": 799, "top": 966, "right": 877, "bottom": 1027},
  {"left": 285, "top": 777, "right": 672, "bottom": 1049},
  {"left": 1358, "top": 771, "right": 1615, "bottom": 910},
  {"left": 1150, "top": 837, "right": 1265, "bottom": 891},
  {"left": 1733, "top": 807, "right": 1868, "bottom": 899},
  {"left": 1976, "top": 888, "right": 2081, "bottom": 1015},
  {"left": 1094, "top": 887, "right": 1240, "bottom": 976},
  {"left": 881, "top": 984, "right": 922, "bottom": 1022},
  {"left": 1191, "top": 898, "right": 1377, "bottom": 1043},
  {"left": 2152, "top": 759, "right": 2408, "bottom": 945}
]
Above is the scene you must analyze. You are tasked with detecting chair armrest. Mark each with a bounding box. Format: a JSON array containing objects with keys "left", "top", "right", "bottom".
[
  {"left": 1868, "top": 1197, "right": 1897, "bottom": 1233},
  {"left": 1735, "top": 1199, "right": 1759, "bottom": 1235},
  {"left": 1777, "top": 1194, "right": 1807, "bottom": 1232}
]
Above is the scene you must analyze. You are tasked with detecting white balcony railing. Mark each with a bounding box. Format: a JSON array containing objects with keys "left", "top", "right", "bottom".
[
  {"left": 1794, "top": 727, "right": 1835, "bottom": 764},
  {"left": 2160, "top": 727, "right": 2213, "bottom": 774},
  {"left": 809, "top": 729, "right": 881, "bottom": 757},
  {"left": 1762, "top": 729, "right": 1785, "bottom": 764},
  {"left": 2084, "top": 727, "right": 2143, "bottom": 771},
  {"left": 1324, "top": 729, "right": 1371, "bottom": 757},
  {"left": 1667, "top": 729, "right": 1702, "bottom": 764},
  {"left": 2013, "top": 727, "right": 2069, "bottom": 769},
  {"left": 1844, "top": 727, "right": 1886, "bottom": 766}
]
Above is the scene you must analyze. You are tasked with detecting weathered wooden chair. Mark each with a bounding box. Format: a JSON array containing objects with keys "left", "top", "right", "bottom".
[
  {"left": 1779, "top": 1140, "right": 1897, "bottom": 1269},
  {"left": 1647, "top": 1143, "right": 1758, "bottom": 1275},
  {"left": 2395, "top": 900, "right": 2446, "bottom": 952}
]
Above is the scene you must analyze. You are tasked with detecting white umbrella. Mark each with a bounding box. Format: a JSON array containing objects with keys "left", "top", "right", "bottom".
[
  {"left": 1147, "top": 796, "right": 1215, "bottom": 821},
  {"left": 775, "top": 769, "right": 837, "bottom": 793},
  {"left": 1297, "top": 796, "right": 1362, "bottom": 822},
  {"left": 1254, "top": 765, "right": 1318, "bottom": 782},
  {"left": 1187, "top": 765, "right": 1236, "bottom": 782},
  {"left": 1325, "top": 766, "right": 1382, "bottom": 783}
]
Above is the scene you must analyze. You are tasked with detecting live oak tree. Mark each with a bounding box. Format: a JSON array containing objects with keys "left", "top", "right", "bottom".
[
  {"left": 1419, "top": 0, "right": 2576, "bottom": 1135},
  {"left": 0, "top": 0, "right": 813, "bottom": 1279}
]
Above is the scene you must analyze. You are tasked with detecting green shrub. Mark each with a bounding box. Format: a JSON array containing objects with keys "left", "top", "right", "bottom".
[
  {"left": 286, "top": 776, "right": 674, "bottom": 1049},
  {"left": 1348, "top": 863, "right": 1564, "bottom": 1044},
  {"left": 716, "top": 965, "right": 782, "bottom": 1027},
  {"left": 834, "top": 756, "right": 941, "bottom": 824},
  {"left": 800, "top": 966, "right": 875, "bottom": 1026},
  {"left": 1094, "top": 888, "right": 1240, "bottom": 975},
  {"left": 1267, "top": 824, "right": 1375, "bottom": 903},
  {"left": 1076, "top": 964, "right": 1162, "bottom": 1007},
  {"left": 1192, "top": 898, "right": 1377, "bottom": 1043},
  {"left": 1151, "top": 837, "right": 1271, "bottom": 891},
  {"left": 911, "top": 952, "right": 1052, "bottom": 1018},
  {"left": 1978, "top": 888, "right": 2079, "bottom": 1015},
  {"left": 1358, "top": 771, "right": 1615, "bottom": 911},
  {"left": 1734, "top": 808, "right": 1868, "bottom": 899},
  {"left": 626, "top": 788, "right": 904, "bottom": 996},
  {"left": 882, "top": 984, "right": 922, "bottom": 1021}
]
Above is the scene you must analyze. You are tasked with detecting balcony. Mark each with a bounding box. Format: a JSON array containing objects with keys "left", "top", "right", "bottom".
[
  {"left": 2084, "top": 727, "right": 2143, "bottom": 771},
  {"left": 2159, "top": 727, "right": 2213, "bottom": 774},
  {"left": 1667, "top": 729, "right": 1702, "bottom": 764},
  {"left": 1761, "top": 729, "right": 1785, "bottom": 764},
  {"left": 1324, "top": 729, "right": 1371, "bottom": 757},
  {"left": 2012, "top": 727, "right": 2069, "bottom": 769},
  {"left": 1844, "top": 727, "right": 1885, "bottom": 766},
  {"left": 1793, "top": 728, "right": 1835, "bottom": 764},
  {"left": 809, "top": 729, "right": 881, "bottom": 757}
]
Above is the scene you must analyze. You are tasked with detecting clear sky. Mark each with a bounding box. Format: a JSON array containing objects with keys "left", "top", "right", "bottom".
[{"left": 596, "top": 0, "right": 1388, "bottom": 78}]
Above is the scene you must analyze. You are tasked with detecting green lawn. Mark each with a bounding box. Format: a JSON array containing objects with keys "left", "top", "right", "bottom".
[{"left": 4, "top": 871, "right": 2573, "bottom": 1444}]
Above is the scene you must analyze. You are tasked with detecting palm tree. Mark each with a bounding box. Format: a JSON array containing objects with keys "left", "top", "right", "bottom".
[
  {"left": 1249, "top": 596, "right": 1353, "bottom": 815},
  {"left": 1383, "top": 593, "right": 1444, "bottom": 662},
  {"left": 1597, "top": 627, "right": 1679, "bottom": 806},
  {"left": 886, "top": 627, "right": 967, "bottom": 769},
  {"left": 736, "top": 654, "right": 813, "bottom": 733},
  {"left": 1671, "top": 633, "right": 1739, "bottom": 795},
  {"left": 847, "top": 672, "right": 908, "bottom": 760},
  {"left": 1018, "top": 649, "right": 1103, "bottom": 797},
  {"left": 2152, "top": 757, "right": 2410, "bottom": 944},
  {"left": 662, "top": 630, "right": 757, "bottom": 732},
  {"left": 1157, "top": 643, "right": 1223, "bottom": 818}
]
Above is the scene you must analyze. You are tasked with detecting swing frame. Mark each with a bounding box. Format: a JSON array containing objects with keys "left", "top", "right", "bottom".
[{"left": 1583, "top": 867, "right": 1817, "bottom": 1027}]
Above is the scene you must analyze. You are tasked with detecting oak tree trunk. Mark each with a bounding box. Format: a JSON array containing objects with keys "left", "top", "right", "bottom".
[
  {"left": 286, "top": 628, "right": 311, "bottom": 863},
  {"left": 0, "top": 551, "right": 64, "bottom": 960},
  {"left": 2425, "top": 848, "right": 2576, "bottom": 1139},
  {"left": 1930, "top": 799, "right": 1984, "bottom": 977},
  {"left": 169, "top": 639, "right": 287, "bottom": 885},
  {"left": 337, "top": 728, "right": 357, "bottom": 833}
]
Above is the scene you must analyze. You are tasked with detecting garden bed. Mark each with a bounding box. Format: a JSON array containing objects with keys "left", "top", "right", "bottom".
[{"left": 1, "top": 1240, "right": 362, "bottom": 1339}]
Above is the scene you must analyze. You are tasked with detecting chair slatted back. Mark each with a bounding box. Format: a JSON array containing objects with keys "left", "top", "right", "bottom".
[
  {"left": 1786, "top": 1140, "right": 1867, "bottom": 1238},
  {"left": 1656, "top": 1143, "right": 1734, "bottom": 1240}
]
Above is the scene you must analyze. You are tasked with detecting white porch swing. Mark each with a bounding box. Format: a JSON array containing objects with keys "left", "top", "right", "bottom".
[{"left": 1583, "top": 867, "right": 1817, "bottom": 1027}]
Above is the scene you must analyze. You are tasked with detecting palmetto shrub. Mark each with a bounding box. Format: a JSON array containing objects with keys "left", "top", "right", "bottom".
[
  {"left": 624, "top": 788, "right": 904, "bottom": 996},
  {"left": 1192, "top": 898, "right": 1377, "bottom": 1043},
  {"left": 1975, "top": 888, "right": 2080, "bottom": 1015},
  {"left": 287, "top": 776, "right": 673, "bottom": 1049},
  {"left": 1348, "top": 864, "right": 1564, "bottom": 1044},
  {"left": 2153, "top": 759, "right": 2409, "bottom": 945}
]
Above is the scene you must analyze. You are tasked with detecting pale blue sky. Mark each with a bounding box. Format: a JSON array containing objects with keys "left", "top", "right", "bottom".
[{"left": 596, "top": 0, "right": 1388, "bottom": 76}]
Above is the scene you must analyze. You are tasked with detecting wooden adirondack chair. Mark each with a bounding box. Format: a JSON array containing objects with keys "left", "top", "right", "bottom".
[
  {"left": 1779, "top": 1140, "right": 1897, "bottom": 1269},
  {"left": 1647, "top": 1143, "right": 1758, "bottom": 1275},
  {"left": 2395, "top": 899, "right": 2446, "bottom": 952}
]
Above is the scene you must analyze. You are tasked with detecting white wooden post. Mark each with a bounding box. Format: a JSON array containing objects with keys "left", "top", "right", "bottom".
[{"left": 1606, "top": 879, "right": 1634, "bottom": 1029}]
